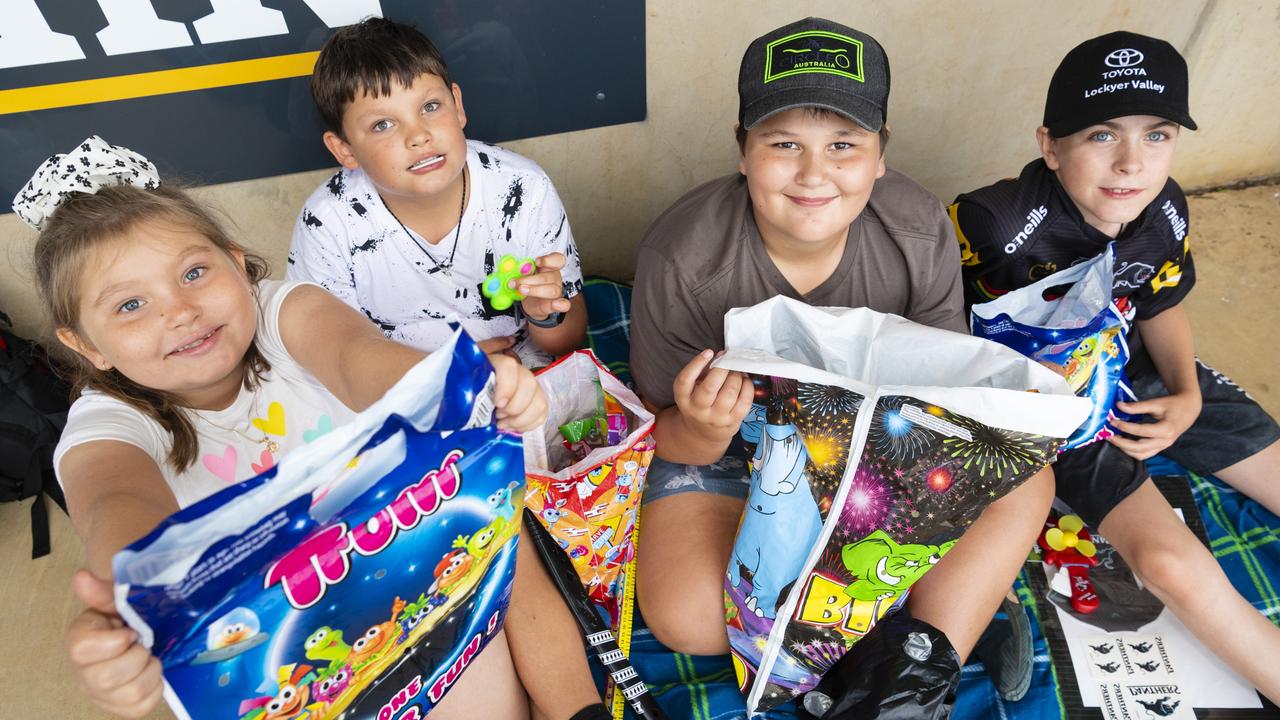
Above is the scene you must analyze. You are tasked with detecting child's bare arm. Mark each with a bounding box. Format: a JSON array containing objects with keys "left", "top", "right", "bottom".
[
  {"left": 1109, "top": 305, "right": 1202, "bottom": 460},
  {"left": 60, "top": 441, "right": 178, "bottom": 577},
  {"left": 59, "top": 441, "right": 175, "bottom": 717},
  {"left": 280, "top": 284, "right": 546, "bottom": 431}
]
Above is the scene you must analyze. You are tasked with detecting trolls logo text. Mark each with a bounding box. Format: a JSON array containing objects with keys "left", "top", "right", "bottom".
[{"left": 265, "top": 449, "right": 466, "bottom": 609}]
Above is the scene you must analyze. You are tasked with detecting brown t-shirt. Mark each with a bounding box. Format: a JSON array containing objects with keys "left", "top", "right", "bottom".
[{"left": 630, "top": 169, "right": 966, "bottom": 410}]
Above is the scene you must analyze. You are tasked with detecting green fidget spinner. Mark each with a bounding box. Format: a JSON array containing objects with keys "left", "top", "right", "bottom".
[{"left": 482, "top": 255, "right": 537, "bottom": 311}]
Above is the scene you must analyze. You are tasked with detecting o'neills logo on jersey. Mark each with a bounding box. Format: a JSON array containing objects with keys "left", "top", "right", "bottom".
[
  {"left": 1161, "top": 199, "right": 1187, "bottom": 243},
  {"left": 1005, "top": 205, "right": 1048, "bottom": 253}
]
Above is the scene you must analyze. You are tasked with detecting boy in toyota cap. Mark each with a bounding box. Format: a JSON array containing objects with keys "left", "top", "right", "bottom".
[
  {"left": 952, "top": 31, "right": 1280, "bottom": 702},
  {"left": 630, "top": 17, "right": 1057, "bottom": 713}
]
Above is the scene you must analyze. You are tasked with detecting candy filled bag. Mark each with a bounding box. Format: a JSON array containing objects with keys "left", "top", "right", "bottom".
[
  {"left": 523, "top": 349, "right": 655, "bottom": 624},
  {"left": 971, "top": 244, "right": 1136, "bottom": 450},
  {"left": 113, "top": 332, "right": 522, "bottom": 720},
  {"left": 717, "top": 297, "right": 1090, "bottom": 714}
]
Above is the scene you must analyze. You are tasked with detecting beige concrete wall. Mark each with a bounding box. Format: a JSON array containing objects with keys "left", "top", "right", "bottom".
[{"left": 3, "top": 1, "right": 1279, "bottom": 341}]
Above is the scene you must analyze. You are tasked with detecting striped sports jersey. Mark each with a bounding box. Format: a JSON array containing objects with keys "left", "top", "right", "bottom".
[{"left": 950, "top": 158, "right": 1194, "bottom": 321}]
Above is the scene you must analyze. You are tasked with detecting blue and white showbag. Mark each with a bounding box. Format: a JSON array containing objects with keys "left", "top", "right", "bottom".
[
  {"left": 113, "top": 332, "right": 521, "bottom": 720},
  {"left": 971, "top": 245, "right": 1136, "bottom": 451}
]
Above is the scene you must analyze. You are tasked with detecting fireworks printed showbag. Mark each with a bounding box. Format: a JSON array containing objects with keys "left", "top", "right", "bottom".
[
  {"left": 971, "top": 244, "right": 1136, "bottom": 451},
  {"left": 717, "top": 297, "right": 1091, "bottom": 715},
  {"left": 113, "top": 332, "right": 522, "bottom": 720}
]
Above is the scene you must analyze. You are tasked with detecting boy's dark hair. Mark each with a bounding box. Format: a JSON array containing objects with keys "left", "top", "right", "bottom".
[
  {"left": 735, "top": 108, "right": 891, "bottom": 155},
  {"left": 311, "top": 17, "right": 454, "bottom": 136}
]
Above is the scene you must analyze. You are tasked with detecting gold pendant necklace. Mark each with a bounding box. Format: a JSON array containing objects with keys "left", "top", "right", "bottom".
[{"left": 194, "top": 389, "right": 279, "bottom": 455}]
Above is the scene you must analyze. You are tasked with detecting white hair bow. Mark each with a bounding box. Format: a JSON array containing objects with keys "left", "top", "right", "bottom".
[{"left": 11, "top": 135, "right": 161, "bottom": 231}]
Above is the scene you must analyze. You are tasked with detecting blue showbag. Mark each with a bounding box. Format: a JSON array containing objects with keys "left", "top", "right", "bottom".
[
  {"left": 971, "top": 245, "right": 1136, "bottom": 450},
  {"left": 113, "top": 331, "right": 522, "bottom": 720}
]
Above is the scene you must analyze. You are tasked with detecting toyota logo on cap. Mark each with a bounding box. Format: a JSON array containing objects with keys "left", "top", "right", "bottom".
[{"left": 1105, "top": 48, "right": 1145, "bottom": 67}]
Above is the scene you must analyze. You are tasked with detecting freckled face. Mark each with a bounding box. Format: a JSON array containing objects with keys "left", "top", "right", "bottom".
[
  {"left": 59, "top": 222, "right": 256, "bottom": 410},
  {"left": 1039, "top": 115, "right": 1179, "bottom": 237},
  {"left": 326, "top": 73, "right": 468, "bottom": 214}
]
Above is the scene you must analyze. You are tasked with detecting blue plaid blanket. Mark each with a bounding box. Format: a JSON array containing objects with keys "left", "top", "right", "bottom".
[{"left": 579, "top": 278, "right": 1280, "bottom": 719}]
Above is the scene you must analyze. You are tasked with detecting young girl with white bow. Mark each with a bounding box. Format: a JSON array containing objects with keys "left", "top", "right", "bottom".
[{"left": 17, "top": 137, "right": 607, "bottom": 720}]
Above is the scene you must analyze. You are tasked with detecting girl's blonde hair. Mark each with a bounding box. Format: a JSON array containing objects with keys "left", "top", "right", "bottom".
[{"left": 34, "top": 184, "right": 271, "bottom": 473}]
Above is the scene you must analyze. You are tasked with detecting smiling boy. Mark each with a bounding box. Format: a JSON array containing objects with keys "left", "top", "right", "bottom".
[
  {"left": 951, "top": 31, "right": 1280, "bottom": 701},
  {"left": 629, "top": 18, "right": 1056, "bottom": 706},
  {"left": 288, "top": 18, "right": 585, "bottom": 366}
]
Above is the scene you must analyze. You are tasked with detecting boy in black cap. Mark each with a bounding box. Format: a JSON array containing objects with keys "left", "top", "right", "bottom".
[
  {"left": 630, "top": 17, "right": 1056, "bottom": 707},
  {"left": 952, "top": 31, "right": 1280, "bottom": 702}
]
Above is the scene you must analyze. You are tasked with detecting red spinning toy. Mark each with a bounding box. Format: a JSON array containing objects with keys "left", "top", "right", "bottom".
[{"left": 1039, "top": 513, "right": 1100, "bottom": 613}]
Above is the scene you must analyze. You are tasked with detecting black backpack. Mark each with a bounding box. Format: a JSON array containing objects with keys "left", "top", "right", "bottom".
[{"left": 0, "top": 312, "right": 71, "bottom": 558}]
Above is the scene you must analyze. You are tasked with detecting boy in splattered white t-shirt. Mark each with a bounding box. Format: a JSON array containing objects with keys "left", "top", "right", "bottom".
[{"left": 288, "top": 18, "right": 586, "bottom": 366}]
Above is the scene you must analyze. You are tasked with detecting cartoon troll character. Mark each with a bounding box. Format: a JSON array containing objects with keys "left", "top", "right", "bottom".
[
  {"left": 436, "top": 548, "right": 476, "bottom": 594},
  {"left": 303, "top": 626, "right": 350, "bottom": 679},
  {"left": 239, "top": 663, "right": 317, "bottom": 720},
  {"left": 487, "top": 480, "right": 520, "bottom": 522},
  {"left": 394, "top": 589, "right": 435, "bottom": 638},
  {"left": 312, "top": 665, "right": 352, "bottom": 705},
  {"left": 347, "top": 597, "right": 407, "bottom": 674},
  {"left": 840, "top": 530, "right": 956, "bottom": 602},
  {"left": 453, "top": 516, "right": 507, "bottom": 561}
]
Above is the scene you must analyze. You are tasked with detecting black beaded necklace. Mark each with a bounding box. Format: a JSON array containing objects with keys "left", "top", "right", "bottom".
[{"left": 387, "top": 165, "right": 468, "bottom": 281}]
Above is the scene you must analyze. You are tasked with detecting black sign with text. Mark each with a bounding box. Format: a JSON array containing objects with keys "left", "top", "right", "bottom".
[{"left": 0, "top": 0, "right": 645, "bottom": 204}]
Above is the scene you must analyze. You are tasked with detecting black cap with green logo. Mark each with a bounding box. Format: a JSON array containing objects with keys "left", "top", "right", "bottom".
[{"left": 738, "top": 17, "right": 890, "bottom": 132}]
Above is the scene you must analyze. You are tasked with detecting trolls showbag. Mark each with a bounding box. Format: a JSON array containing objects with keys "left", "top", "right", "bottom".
[
  {"left": 971, "top": 244, "right": 1136, "bottom": 450},
  {"left": 716, "top": 297, "right": 1091, "bottom": 714},
  {"left": 113, "top": 332, "right": 523, "bottom": 720}
]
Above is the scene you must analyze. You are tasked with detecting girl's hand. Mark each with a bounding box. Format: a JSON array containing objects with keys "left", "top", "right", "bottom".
[
  {"left": 490, "top": 353, "right": 547, "bottom": 433},
  {"left": 517, "top": 253, "right": 572, "bottom": 322},
  {"left": 66, "top": 570, "right": 164, "bottom": 718}
]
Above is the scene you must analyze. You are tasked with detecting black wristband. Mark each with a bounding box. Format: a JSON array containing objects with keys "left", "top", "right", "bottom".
[{"left": 526, "top": 310, "right": 565, "bottom": 328}]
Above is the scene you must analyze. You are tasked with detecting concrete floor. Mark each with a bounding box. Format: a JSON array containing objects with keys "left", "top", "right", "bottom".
[{"left": 2, "top": 184, "right": 1277, "bottom": 719}]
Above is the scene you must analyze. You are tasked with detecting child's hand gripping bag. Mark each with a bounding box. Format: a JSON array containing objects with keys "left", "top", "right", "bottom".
[
  {"left": 971, "top": 243, "right": 1136, "bottom": 450},
  {"left": 112, "top": 331, "right": 522, "bottom": 720},
  {"left": 522, "top": 349, "right": 655, "bottom": 626},
  {"left": 714, "top": 297, "right": 1091, "bottom": 715}
]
